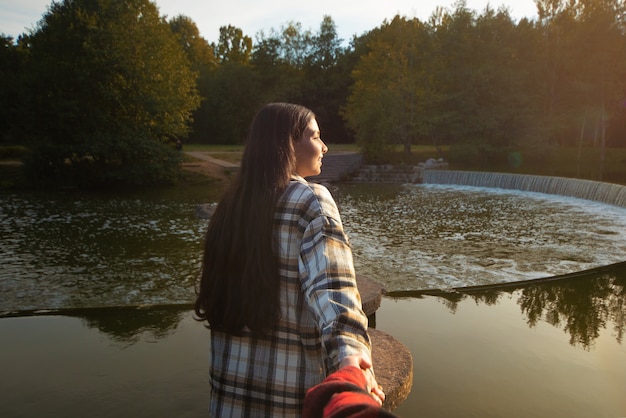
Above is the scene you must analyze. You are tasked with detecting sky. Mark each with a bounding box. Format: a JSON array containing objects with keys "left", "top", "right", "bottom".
[{"left": 0, "top": 0, "right": 538, "bottom": 43}]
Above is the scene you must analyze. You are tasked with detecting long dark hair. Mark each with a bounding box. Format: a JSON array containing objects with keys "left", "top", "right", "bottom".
[{"left": 194, "top": 103, "right": 315, "bottom": 334}]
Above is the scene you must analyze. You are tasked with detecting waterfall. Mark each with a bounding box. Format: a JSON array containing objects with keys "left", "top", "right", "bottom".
[{"left": 423, "top": 170, "right": 626, "bottom": 208}]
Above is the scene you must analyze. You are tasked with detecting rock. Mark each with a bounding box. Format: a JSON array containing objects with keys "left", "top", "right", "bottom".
[{"left": 195, "top": 203, "right": 216, "bottom": 219}]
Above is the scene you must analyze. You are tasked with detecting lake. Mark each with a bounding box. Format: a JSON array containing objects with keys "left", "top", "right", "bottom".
[{"left": 1, "top": 182, "right": 625, "bottom": 416}]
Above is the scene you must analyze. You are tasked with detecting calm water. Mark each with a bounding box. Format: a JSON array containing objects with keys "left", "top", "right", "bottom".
[
  {"left": 1, "top": 182, "right": 625, "bottom": 417},
  {"left": 1, "top": 266, "right": 624, "bottom": 417},
  {"left": 384, "top": 266, "right": 626, "bottom": 417}
]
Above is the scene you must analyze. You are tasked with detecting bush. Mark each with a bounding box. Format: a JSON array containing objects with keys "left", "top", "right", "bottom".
[{"left": 23, "top": 133, "right": 183, "bottom": 188}]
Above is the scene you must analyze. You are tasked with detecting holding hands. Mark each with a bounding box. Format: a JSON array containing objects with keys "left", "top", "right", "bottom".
[
  {"left": 303, "top": 354, "right": 395, "bottom": 418},
  {"left": 339, "top": 355, "right": 385, "bottom": 406}
]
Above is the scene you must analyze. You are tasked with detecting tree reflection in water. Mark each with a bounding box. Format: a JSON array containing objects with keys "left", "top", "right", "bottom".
[
  {"left": 388, "top": 262, "right": 626, "bottom": 350},
  {"left": 31, "top": 304, "right": 194, "bottom": 347},
  {"left": 10, "top": 264, "right": 624, "bottom": 351},
  {"left": 77, "top": 305, "right": 189, "bottom": 345}
]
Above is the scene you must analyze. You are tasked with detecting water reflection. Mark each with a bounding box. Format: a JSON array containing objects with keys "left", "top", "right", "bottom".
[
  {"left": 2, "top": 182, "right": 625, "bottom": 417},
  {"left": 13, "top": 263, "right": 623, "bottom": 352},
  {"left": 388, "top": 262, "right": 626, "bottom": 349},
  {"left": 70, "top": 305, "right": 191, "bottom": 346}
]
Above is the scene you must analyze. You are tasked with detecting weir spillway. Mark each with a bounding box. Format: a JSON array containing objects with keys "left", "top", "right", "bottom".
[{"left": 423, "top": 170, "right": 626, "bottom": 208}]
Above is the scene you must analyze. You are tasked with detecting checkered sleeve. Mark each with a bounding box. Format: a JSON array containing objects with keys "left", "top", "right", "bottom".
[{"left": 298, "top": 184, "right": 372, "bottom": 375}]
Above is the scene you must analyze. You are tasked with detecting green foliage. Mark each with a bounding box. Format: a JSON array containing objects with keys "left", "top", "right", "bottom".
[
  {"left": 187, "top": 24, "right": 262, "bottom": 144},
  {"left": 214, "top": 25, "right": 253, "bottom": 63},
  {"left": 309, "top": 16, "right": 344, "bottom": 70},
  {"left": 344, "top": 7, "right": 537, "bottom": 162},
  {"left": 343, "top": 16, "right": 434, "bottom": 157},
  {"left": 22, "top": 129, "right": 183, "bottom": 187},
  {"left": 300, "top": 16, "right": 353, "bottom": 143},
  {"left": 341, "top": 0, "right": 626, "bottom": 179},
  {"left": 439, "top": 6, "right": 535, "bottom": 149},
  {"left": 534, "top": 0, "right": 626, "bottom": 147},
  {"left": 16, "top": 0, "right": 200, "bottom": 187},
  {"left": 169, "top": 15, "right": 218, "bottom": 144},
  {"left": 4, "top": 1, "right": 626, "bottom": 183},
  {"left": 0, "top": 34, "right": 29, "bottom": 144},
  {"left": 169, "top": 15, "right": 217, "bottom": 72},
  {"left": 256, "top": 21, "right": 314, "bottom": 69},
  {"left": 252, "top": 25, "right": 308, "bottom": 104},
  {"left": 202, "top": 61, "right": 261, "bottom": 144},
  {"left": 194, "top": 16, "right": 354, "bottom": 145}
]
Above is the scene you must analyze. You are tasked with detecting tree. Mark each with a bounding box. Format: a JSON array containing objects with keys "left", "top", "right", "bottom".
[
  {"left": 439, "top": 6, "right": 534, "bottom": 165},
  {"left": 251, "top": 22, "right": 311, "bottom": 104},
  {"left": 169, "top": 15, "right": 217, "bottom": 72},
  {"left": 534, "top": 0, "right": 626, "bottom": 178},
  {"left": 300, "top": 16, "right": 353, "bottom": 143},
  {"left": 252, "top": 31, "right": 296, "bottom": 102},
  {"left": 343, "top": 16, "right": 434, "bottom": 159},
  {"left": 169, "top": 15, "right": 217, "bottom": 143},
  {"left": 201, "top": 25, "right": 259, "bottom": 144},
  {"left": 0, "top": 34, "right": 28, "bottom": 144},
  {"left": 18, "top": 0, "right": 200, "bottom": 187},
  {"left": 203, "top": 61, "right": 261, "bottom": 144},
  {"left": 214, "top": 25, "right": 252, "bottom": 63},
  {"left": 567, "top": 0, "right": 626, "bottom": 178},
  {"left": 276, "top": 21, "right": 314, "bottom": 69},
  {"left": 535, "top": 0, "right": 581, "bottom": 146},
  {"left": 308, "top": 15, "right": 343, "bottom": 70}
]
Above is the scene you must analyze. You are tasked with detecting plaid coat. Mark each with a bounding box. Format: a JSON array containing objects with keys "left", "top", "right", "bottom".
[{"left": 208, "top": 176, "right": 372, "bottom": 417}]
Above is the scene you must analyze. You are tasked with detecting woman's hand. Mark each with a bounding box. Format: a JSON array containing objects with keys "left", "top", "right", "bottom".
[{"left": 339, "top": 355, "right": 386, "bottom": 406}]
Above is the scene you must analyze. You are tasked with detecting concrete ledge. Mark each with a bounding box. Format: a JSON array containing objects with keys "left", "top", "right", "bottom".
[
  {"left": 356, "top": 275, "right": 385, "bottom": 317},
  {"left": 357, "top": 275, "right": 412, "bottom": 411},
  {"left": 370, "top": 327, "right": 414, "bottom": 411}
]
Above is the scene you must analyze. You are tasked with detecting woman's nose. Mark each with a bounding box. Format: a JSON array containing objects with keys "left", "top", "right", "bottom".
[{"left": 322, "top": 142, "right": 328, "bottom": 153}]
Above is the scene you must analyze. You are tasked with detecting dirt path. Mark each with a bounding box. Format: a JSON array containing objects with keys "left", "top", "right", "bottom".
[
  {"left": 181, "top": 151, "right": 235, "bottom": 183},
  {"left": 1, "top": 154, "right": 234, "bottom": 183}
]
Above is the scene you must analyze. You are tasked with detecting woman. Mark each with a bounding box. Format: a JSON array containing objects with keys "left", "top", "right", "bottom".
[{"left": 195, "top": 103, "right": 383, "bottom": 417}]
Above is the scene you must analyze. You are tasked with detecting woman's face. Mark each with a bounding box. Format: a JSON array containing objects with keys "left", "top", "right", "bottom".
[{"left": 294, "top": 118, "right": 328, "bottom": 178}]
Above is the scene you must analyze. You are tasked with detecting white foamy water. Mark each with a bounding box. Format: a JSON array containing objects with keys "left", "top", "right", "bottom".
[
  {"left": 336, "top": 183, "right": 626, "bottom": 291},
  {"left": 1, "top": 183, "right": 625, "bottom": 312}
]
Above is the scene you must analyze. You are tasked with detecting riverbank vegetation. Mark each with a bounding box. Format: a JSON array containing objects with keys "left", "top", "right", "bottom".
[
  {"left": 2, "top": 143, "right": 625, "bottom": 188},
  {"left": 178, "top": 143, "right": 626, "bottom": 186},
  {"left": 1, "top": 0, "right": 625, "bottom": 188}
]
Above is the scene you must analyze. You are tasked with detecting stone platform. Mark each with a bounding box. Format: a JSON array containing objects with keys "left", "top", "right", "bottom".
[{"left": 356, "top": 275, "right": 413, "bottom": 411}]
